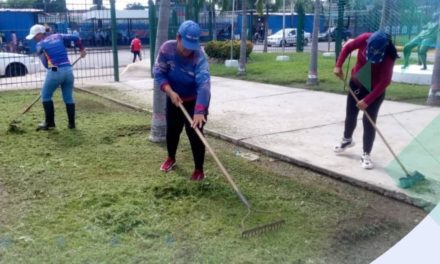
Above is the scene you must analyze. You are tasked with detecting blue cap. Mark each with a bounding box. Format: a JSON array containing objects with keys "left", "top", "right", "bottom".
[
  {"left": 366, "top": 31, "right": 389, "bottom": 64},
  {"left": 178, "top": 20, "right": 201, "bottom": 51}
]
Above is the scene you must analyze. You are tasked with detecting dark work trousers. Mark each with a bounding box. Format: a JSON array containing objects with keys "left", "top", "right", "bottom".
[
  {"left": 343, "top": 79, "right": 385, "bottom": 154},
  {"left": 132, "top": 51, "right": 141, "bottom": 62},
  {"left": 166, "top": 98, "right": 206, "bottom": 170}
]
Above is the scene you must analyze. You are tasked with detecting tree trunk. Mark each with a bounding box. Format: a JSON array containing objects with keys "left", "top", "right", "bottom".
[
  {"left": 307, "top": 0, "right": 320, "bottom": 86},
  {"left": 426, "top": 14, "right": 440, "bottom": 106},
  {"left": 237, "top": 0, "right": 247, "bottom": 75},
  {"left": 379, "top": 0, "right": 394, "bottom": 31},
  {"left": 149, "top": 0, "right": 171, "bottom": 143},
  {"left": 263, "top": 1, "right": 269, "bottom": 53}
]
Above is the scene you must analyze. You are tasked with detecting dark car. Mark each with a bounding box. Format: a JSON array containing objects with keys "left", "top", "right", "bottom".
[{"left": 318, "top": 27, "right": 352, "bottom": 42}]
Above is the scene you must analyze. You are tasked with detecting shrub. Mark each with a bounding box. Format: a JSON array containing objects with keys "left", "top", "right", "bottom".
[{"left": 204, "top": 40, "right": 253, "bottom": 61}]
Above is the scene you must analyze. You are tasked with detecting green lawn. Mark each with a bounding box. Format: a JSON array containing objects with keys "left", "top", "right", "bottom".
[
  {"left": 210, "top": 52, "right": 430, "bottom": 104},
  {"left": 0, "top": 90, "right": 424, "bottom": 263}
]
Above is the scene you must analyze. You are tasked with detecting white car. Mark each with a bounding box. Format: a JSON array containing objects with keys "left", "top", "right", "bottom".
[
  {"left": 0, "top": 52, "right": 42, "bottom": 77},
  {"left": 267, "top": 28, "right": 311, "bottom": 47}
]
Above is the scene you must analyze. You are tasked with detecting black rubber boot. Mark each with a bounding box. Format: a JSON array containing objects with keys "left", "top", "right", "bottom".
[
  {"left": 66, "top": 103, "right": 75, "bottom": 129},
  {"left": 37, "top": 101, "right": 55, "bottom": 131}
]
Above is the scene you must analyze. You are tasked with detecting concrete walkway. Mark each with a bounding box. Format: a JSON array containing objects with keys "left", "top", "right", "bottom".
[{"left": 78, "top": 61, "right": 440, "bottom": 210}]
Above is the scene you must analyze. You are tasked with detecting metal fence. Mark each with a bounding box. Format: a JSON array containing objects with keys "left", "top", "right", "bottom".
[
  {"left": 0, "top": 1, "right": 124, "bottom": 90},
  {"left": 1, "top": 0, "right": 439, "bottom": 90}
]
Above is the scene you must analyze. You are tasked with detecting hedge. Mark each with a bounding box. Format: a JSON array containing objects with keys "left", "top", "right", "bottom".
[{"left": 204, "top": 40, "right": 253, "bottom": 60}]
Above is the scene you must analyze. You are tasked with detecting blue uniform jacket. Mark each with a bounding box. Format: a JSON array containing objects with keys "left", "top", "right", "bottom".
[
  {"left": 37, "top": 33, "right": 81, "bottom": 69},
  {"left": 153, "top": 40, "right": 211, "bottom": 115}
]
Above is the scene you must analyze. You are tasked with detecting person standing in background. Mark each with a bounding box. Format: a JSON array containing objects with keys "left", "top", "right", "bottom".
[
  {"left": 130, "top": 35, "right": 142, "bottom": 62},
  {"left": 10, "top": 31, "right": 17, "bottom": 52}
]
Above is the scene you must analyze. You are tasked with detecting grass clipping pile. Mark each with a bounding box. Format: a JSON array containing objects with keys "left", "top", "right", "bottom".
[{"left": 0, "top": 90, "right": 426, "bottom": 263}]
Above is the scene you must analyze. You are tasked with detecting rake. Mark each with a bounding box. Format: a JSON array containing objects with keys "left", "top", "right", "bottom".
[
  {"left": 8, "top": 95, "right": 41, "bottom": 133},
  {"left": 7, "top": 57, "right": 83, "bottom": 133},
  {"left": 178, "top": 103, "right": 285, "bottom": 237},
  {"left": 342, "top": 53, "right": 425, "bottom": 189}
]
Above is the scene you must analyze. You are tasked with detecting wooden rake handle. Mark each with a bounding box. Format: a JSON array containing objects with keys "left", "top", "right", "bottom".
[
  {"left": 21, "top": 95, "right": 41, "bottom": 115},
  {"left": 71, "top": 56, "right": 83, "bottom": 67},
  {"left": 178, "top": 103, "right": 252, "bottom": 209}
]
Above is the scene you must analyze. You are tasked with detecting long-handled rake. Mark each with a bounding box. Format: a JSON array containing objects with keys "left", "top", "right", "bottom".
[
  {"left": 342, "top": 54, "right": 425, "bottom": 189},
  {"left": 178, "top": 103, "right": 285, "bottom": 237},
  {"left": 7, "top": 57, "right": 83, "bottom": 133}
]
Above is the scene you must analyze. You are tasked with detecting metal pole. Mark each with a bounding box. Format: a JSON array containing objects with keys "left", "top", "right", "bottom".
[
  {"left": 110, "top": 0, "right": 119, "bottom": 82},
  {"left": 327, "top": 0, "right": 331, "bottom": 52},
  {"left": 282, "top": 0, "right": 285, "bottom": 55},
  {"left": 230, "top": 0, "right": 235, "bottom": 60}
]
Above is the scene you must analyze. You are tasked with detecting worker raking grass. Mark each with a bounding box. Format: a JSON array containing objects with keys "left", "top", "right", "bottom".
[{"left": 26, "top": 24, "right": 86, "bottom": 131}]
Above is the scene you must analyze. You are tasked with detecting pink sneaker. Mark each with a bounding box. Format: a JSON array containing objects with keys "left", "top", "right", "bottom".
[
  {"left": 160, "top": 157, "right": 176, "bottom": 172},
  {"left": 190, "top": 169, "right": 205, "bottom": 181}
]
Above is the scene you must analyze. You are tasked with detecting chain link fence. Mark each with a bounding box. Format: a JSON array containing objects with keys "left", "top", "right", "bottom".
[
  {"left": 1, "top": 0, "right": 439, "bottom": 91},
  {"left": 0, "top": 1, "right": 133, "bottom": 90}
]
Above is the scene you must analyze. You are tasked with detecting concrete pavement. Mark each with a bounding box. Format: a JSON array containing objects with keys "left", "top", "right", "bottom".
[{"left": 78, "top": 60, "right": 440, "bottom": 210}]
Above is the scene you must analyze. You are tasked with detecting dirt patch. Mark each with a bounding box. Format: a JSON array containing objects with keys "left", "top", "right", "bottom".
[
  {"left": 326, "top": 204, "right": 419, "bottom": 264},
  {"left": 211, "top": 142, "right": 427, "bottom": 264},
  {"left": 116, "top": 124, "right": 150, "bottom": 137}
]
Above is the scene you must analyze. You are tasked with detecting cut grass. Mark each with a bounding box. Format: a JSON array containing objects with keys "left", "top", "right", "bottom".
[
  {"left": 0, "top": 90, "right": 425, "bottom": 263},
  {"left": 210, "top": 52, "right": 430, "bottom": 104}
]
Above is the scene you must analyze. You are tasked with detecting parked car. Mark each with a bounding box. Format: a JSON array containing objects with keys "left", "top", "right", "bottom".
[
  {"left": 267, "top": 28, "right": 311, "bottom": 47},
  {"left": 0, "top": 52, "right": 41, "bottom": 77},
  {"left": 318, "top": 27, "right": 352, "bottom": 42}
]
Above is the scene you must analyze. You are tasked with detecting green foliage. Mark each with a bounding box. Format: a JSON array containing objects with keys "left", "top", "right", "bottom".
[
  {"left": 296, "top": 1, "right": 305, "bottom": 52},
  {"left": 125, "top": 2, "right": 147, "bottom": 10},
  {"left": 204, "top": 40, "right": 253, "bottom": 60},
  {"left": 33, "top": 0, "right": 67, "bottom": 12},
  {"left": 5, "top": 0, "right": 34, "bottom": 8}
]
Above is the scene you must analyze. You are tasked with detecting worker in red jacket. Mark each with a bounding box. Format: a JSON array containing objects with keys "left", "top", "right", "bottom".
[
  {"left": 333, "top": 31, "right": 399, "bottom": 169},
  {"left": 130, "top": 35, "right": 142, "bottom": 63}
]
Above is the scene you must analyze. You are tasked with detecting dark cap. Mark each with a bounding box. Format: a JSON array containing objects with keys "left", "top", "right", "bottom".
[
  {"left": 366, "top": 31, "right": 390, "bottom": 64},
  {"left": 178, "top": 20, "right": 201, "bottom": 51}
]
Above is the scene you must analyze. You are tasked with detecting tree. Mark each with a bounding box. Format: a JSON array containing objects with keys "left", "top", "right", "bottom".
[
  {"left": 5, "top": 0, "right": 34, "bottom": 8},
  {"left": 237, "top": 0, "right": 247, "bottom": 75},
  {"left": 149, "top": 0, "right": 171, "bottom": 142},
  {"left": 185, "top": 0, "right": 204, "bottom": 22},
  {"left": 125, "top": 2, "right": 147, "bottom": 10},
  {"left": 335, "top": 0, "right": 346, "bottom": 59},
  {"left": 296, "top": 0, "right": 305, "bottom": 52},
  {"left": 34, "top": 0, "right": 67, "bottom": 12},
  {"left": 256, "top": 0, "right": 282, "bottom": 53},
  {"left": 307, "top": 0, "right": 320, "bottom": 85},
  {"left": 426, "top": 14, "right": 440, "bottom": 106}
]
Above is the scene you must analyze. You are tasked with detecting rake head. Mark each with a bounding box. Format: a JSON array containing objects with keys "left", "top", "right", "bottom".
[
  {"left": 7, "top": 121, "right": 24, "bottom": 134},
  {"left": 398, "top": 170, "right": 426, "bottom": 189},
  {"left": 241, "top": 219, "right": 286, "bottom": 238}
]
